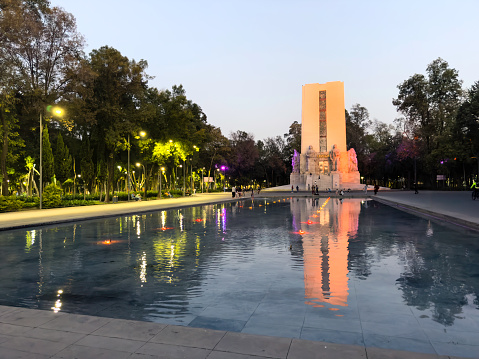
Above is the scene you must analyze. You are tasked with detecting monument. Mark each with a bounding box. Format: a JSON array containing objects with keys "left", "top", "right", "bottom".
[{"left": 290, "top": 81, "right": 361, "bottom": 190}]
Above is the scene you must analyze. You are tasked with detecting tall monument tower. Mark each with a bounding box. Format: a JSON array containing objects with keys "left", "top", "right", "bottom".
[
  {"left": 301, "top": 81, "right": 346, "bottom": 156},
  {"left": 291, "top": 81, "right": 361, "bottom": 190}
]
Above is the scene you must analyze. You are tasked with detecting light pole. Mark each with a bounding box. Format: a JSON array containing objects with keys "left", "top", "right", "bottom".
[
  {"left": 159, "top": 167, "right": 165, "bottom": 198},
  {"left": 40, "top": 106, "right": 63, "bottom": 209},
  {"left": 136, "top": 162, "right": 145, "bottom": 199},
  {"left": 127, "top": 131, "right": 146, "bottom": 201},
  {"left": 221, "top": 165, "right": 226, "bottom": 191},
  {"left": 201, "top": 167, "right": 205, "bottom": 193},
  {"left": 183, "top": 160, "right": 186, "bottom": 197}
]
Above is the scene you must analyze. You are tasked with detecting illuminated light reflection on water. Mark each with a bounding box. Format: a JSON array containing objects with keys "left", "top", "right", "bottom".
[{"left": 0, "top": 198, "right": 478, "bottom": 355}]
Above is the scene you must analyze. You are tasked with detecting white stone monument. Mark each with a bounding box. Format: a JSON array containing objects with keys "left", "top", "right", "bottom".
[{"left": 290, "top": 81, "right": 361, "bottom": 191}]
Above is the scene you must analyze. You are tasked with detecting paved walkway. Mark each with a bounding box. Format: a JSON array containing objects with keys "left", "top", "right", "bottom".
[
  {"left": 0, "top": 191, "right": 477, "bottom": 358},
  {"left": 374, "top": 190, "right": 479, "bottom": 231}
]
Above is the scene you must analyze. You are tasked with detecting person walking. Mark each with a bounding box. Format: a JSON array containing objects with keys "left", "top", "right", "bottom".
[
  {"left": 414, "top": 182, "right": 418, "bottom": 194},
  {"left": 232, "top": 186, "right": 236, "bottom": 198}
]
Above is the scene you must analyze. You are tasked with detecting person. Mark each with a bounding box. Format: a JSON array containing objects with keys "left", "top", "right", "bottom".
[
  {"left": 414, "top": 182, "right": 418, "bottom": 194},
  {"left": 232, "top": 186, "right": 236, "bottom": 198},
  {"left": 135, "top": 193, "right": 142, "bottom": 201},
  {"left": 257, "top": 186, "right": 261, "bottom": 194},
  {"left": 291, "top": 185, "right": 294, "bottom": 193},
  {"left": 471, "top": 179, "right": 478, "bottom": 198},
  {"left": 364, "top": 184, "right": 368, "bottom": 194},
  {"left": 296, "top": 185, "right": 299, "bottom": 192},
  {"left": 251, "top": 187, "right": 254, "bottom": 198},
  {"left": 374, "top": 184, "right": 379, "bottom": 195}
]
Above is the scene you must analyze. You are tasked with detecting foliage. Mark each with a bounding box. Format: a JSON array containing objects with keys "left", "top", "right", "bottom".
[
  {"left": 42, "top": 183, "right": 62, "bottom": 208},
  {"left": 54, "top": 133, "right": 72, "bottom": 185},
  {"left": 42, "top": 125, "right": 55, "bottom": 183},
  {"left": 0, "top": 195, "right": 23, "bottom": 212}
]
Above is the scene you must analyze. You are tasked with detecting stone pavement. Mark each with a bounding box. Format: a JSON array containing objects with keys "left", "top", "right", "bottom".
[
  {"left": 0, "top": 191, "right": 477, "bottom": 358},
  {"left": 374, "top": 190, "right": 479, "bottom": 231}
]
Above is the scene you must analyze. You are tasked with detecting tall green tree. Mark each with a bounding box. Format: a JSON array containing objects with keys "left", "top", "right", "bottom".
[
  {"left": 54, "top": 133, "right": 72, "bottom": 185},
  {"left": 393, "top": 58, "right": 463, "bottom": 186},
  {"left": 88, "top": 46, "right": 150, "bottom": 201},
  {"left": 42, "top": 125, "right": 54, "bottom": 184},
  {"left": 456, "top": 81, "right": 479, "bottom": 179},
  {"left": 346, "top": 104, "right": 372, "bottom": 174}
]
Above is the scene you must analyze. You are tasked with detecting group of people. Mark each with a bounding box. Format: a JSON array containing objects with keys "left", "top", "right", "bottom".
[{"left": 232, "top": 186, "right": 259, "bottom": 198}]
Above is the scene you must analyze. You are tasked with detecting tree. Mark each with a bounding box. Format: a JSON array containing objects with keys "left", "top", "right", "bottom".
[
  {"left": 79, "top": 138, "right": 95, "bottom": 193},
  {"left": 87, "top": 46, "right": 150, "bottom": 202},
  {"left": 42, "top": 125, "right": 54, "bottom": 184},
  {"left": 346, "top": 104, "right": 372, "bottom": 174},
  {"left": 456, "top": 81, "right": 479, "bottom": 179},
  {"left": 54, "top": 133, "right": 72, "bottom": 185},
  {"left": 229, "top": 131, "right": 259, "bottom": 185},
  {"left": 393, "top": 58, "right": 463, "bottom": 187}
]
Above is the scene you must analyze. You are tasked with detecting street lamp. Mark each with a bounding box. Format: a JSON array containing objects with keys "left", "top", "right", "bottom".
[
  {"left": 40, "top": 106, "right": 63, "bottom": 209},
  {"left": 221, "top": 165, "right": 226, "bottom": 191},
  {"left": 159, "top": 167, "right": 165, "bottom": 198},
  {"left": 136, "top": 162, "right": 146, "bottom": 199},
  {"left": 128, "top": 131, "right": 146, "bottom": 201}
]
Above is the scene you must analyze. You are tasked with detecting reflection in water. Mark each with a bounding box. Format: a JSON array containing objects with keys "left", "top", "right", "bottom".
[
  {"left": 291, "top": 198, "right": 362, "bottom": 310},
  {"left": 2, "top": 198, "right": 478, "bottom": 333}
]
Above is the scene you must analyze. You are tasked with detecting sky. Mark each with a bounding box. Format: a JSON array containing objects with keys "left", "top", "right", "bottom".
[{"left": 50, "top": 0, "right": 479, "bottom": 141}]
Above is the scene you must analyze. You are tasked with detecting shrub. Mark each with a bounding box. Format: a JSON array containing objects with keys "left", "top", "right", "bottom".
[
  {"left": 0, "top": 196, "right": 23, "bottom": 212},
  {"left": 42, "top": 183, "right": 62, "bottom": 208}
]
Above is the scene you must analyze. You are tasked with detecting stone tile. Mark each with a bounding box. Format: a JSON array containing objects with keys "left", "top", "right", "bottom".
[
  {"left": 214, "top": 332, "right": 291, "bottom": 358},
  {"left": 92, "top": 318, "right": 166, "bottom": 341},
  {"left": 24, "top": 327, "right": 85, "bottom": 344},
  {"left": 359, "top": 310, "right": 418, "bottom": 325},
  {"left": 363, "top": 333, "right": 436, "bottom": 354},
  {"left": 431, "top": 341, "right": 479, "bottom": 358},
  {"left": 0, "top": 308, "right": 58, "bottom": 327},
  {"left": 241, "top": 321, "right": 301, "bottom": 338},
  {"left": 75, "top": 334, "right": 145, "bottom": 352},
  {"left": 199, "top": 303, "right": 257, "bottom": 321},
  {"left": 362, "top": 321, "right": 428, "bottom": 341},
  {"left": 423, "top": 327, "right": 479, "bottom": 346},
  {"left": 208, "top": 351, "right": 272, "bottom": 359},
  {"left": 0, "top": 305, "right": 18, "bottom": 316},
  {"left": 288, "top": 338, "right": 367, "bottom": 359},
  {"left": 151, "top": 325, "right": 225, "bottom": 349},
  {"left": 0, "top": 336, "right": 69, "bottom": 356},
  {"left": 189, "top": 316, "right": 246, "bottom": 332},
  {"left": 303, "top": 315, "right": 362, "bottom": 333},
  {"left": 0, "top": 346, "right": 50, "bottom": 359},
  {"left": 136, "top": 342, "right": 211, "bottom": 359},
  {"left": 0, "top": 322, "right": 33, "bottom": 336},
  {"left": 0, "top": 333, "right": 12, "bottom": 344},
  {"left": 39, "top": 313, "right": 111, "bottom": 334},
  {"left": 366, "top": 346, "right": 441, "bottom": 359},
  {"left": 52, "top": 344, "right": 132, "bottom": 359},
  {"left": 300, "top": 327, "right": 364, "bottom": 346},
  {"left": 247, "top": 312, "right": 305, "bottom": 327},
  {"left": 144, "top": 313, "right": 197, "bottom": 326}
]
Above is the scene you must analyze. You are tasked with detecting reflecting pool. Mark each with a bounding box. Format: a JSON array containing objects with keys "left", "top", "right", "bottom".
[{"left": 1, "top": 198, "right": 478, "bottom": 357}]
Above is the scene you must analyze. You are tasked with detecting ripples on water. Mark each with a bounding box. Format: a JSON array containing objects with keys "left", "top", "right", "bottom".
[{"left": 0, "top": 198, "right": 478, "bottom": 331}]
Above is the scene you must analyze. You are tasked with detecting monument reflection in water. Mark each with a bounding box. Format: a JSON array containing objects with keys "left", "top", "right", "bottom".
[{"left": 291, "top": 198, "right": 360, "bottom": 310}]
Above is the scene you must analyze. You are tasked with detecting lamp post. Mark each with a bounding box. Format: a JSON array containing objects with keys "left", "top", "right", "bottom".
[
  {"left": 159, "top": 167, "right": 165, "bottom": 198},
  {"left": 183, "top": 160, "right": 186, "bottom": 197},
  {"left": 40, "top": 106, "right": 63, "bottom": 209},
  {"left": 221, "top": 165, "right": 226, "bottom": 191},
  {"left": 127, "top": 131, "right": 146, "bottom": 201},
  {"left": 136, "top": 162, "right": 145, "bottom": 199}
]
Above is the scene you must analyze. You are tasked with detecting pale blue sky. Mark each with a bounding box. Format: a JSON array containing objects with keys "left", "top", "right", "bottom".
[{"left": 51, "top": 0, "right": 479, "bottom": 141}]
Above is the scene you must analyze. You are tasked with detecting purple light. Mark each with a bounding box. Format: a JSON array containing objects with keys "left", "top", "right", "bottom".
[{"left": 221, "top": 166, "right": 226, "bottom": 171}]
